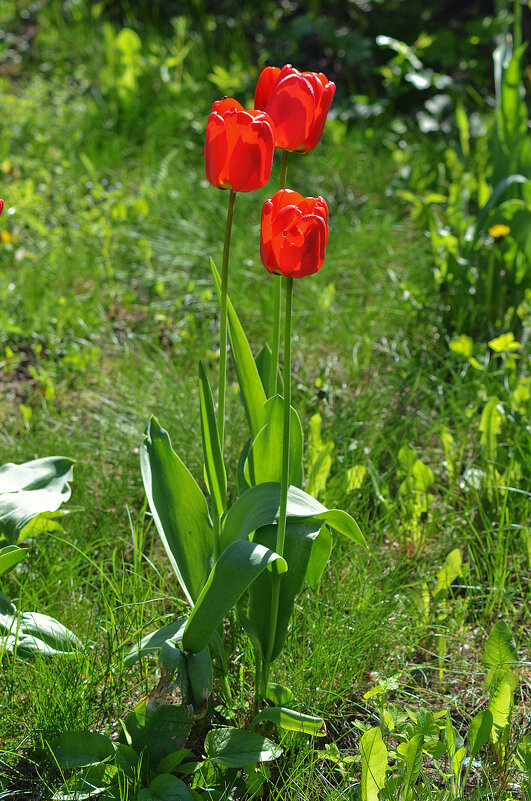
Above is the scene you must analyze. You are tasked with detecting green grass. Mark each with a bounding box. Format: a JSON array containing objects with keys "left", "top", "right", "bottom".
[{"left": 1, "top": 5, "right": 530, "bottom": 800}]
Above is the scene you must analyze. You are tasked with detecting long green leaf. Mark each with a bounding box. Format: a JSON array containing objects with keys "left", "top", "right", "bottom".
[
  {"left": 124, "top": 618, "right": 186, "bottom": 667},
  {"left": 248, "top": 521, "right": 321, "bottom": 662},
  {"left": 141, "top": 417, "right": 213, "bottom": 605},
  {"left": 221, "top": 482, "right": 365, "bottom": 552},
  {"left": 182, "top": 540, "right": 287, "bottom": 654},
  {"left": 498, "top": 43, "right": 528, "bottom": 154},
  {"left": 0, "top": 545, "right": 27, "bottom": 577},
  {"left": 468, "top": 710, "right": 493, "bottom": 759},
  {"left": 305, "top": 525, "right": 332, "bottom": 589},
  {"left": 210, "top": 259, "right": 267, "bottom": 437},
  {"left": 360, "top": 727, "right": 387, "bottom": 801},
  {"left": 402, "top": 734, "right": 423, "bottom": 800},
  {"left": 472, "top": 175, "right": 528, "bottom": 243},
  {"left": 0, "top": 457, "right": 74, "bottom": 545},
  {"left": 198, "top": 362, "right": 226, "bottom": 517},
  {"left": 245, "top": 396, "right": 303, "bottom": 487},
  {"left": 250, "top": 706, "right": 326, "bottom": 736}
]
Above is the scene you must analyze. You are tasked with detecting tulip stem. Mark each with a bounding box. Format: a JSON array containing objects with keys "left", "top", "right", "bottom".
[
  {"left": 218, "top": 189, "right": 237, "bottom": 451},
  {"left": 262, "top": 275, "right": 293, "bottom": 695},
  {"left": 268, "top": 151, "right": 289, "bottom": 398}
]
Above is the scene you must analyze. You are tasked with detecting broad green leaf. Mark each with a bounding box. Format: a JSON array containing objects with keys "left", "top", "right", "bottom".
[
  {"left": 182, "top": 540, "right": 287, "bottom": 654},
  {"left": 198, "top": 362, "right": 226, "bottom": 518},
  {"left": 488, "top": 676, "right": 513, "bottom": 744},
  {"left": 254, "top": 343, "right": 282, "bottom": 396},
  {"left": 204, "top": 727, "right": 282, "bottom": 768},
  {"left": 210, "top": 259, "right": 267, "bottom": 437},
  {"left": 306, "top": 413, "right": 333, "bottom": 499},
  {"left": 141, "top": 416, "right": 213, "bottom": 605},
  {"left": 137, "top": 774, "right": 192, "bottom": 801},
  {"left": 250, "top": 707, "right": 326, "bottom": 736},
  {"left": 122, "top": 699, "right": 193, "bottom": 763},
  {"left": 186, "top": 646, "right": 213, "bottom": 708},
  {"left": 248, "top": 521, "right": 321, "bottom": 662},
  {"left": 265, "top": 683, "right": 295, "bottom": 706},
  {"left": 446, "top": 712, "right": 456, "bottom": 759},
  {"left": 452, "top": 746, "right": 465, "bottom": 781},
  {"left": 433, "top": 548, "right": 462, "bottom": 604},
  {"left": 156, "top": 748, "right": 196, "bottom": 775},
  {"left": 402, "top": 734, "right": 423, "bottom": 800},
  {"left": 305, "top": 525, "right": 332, "bottom": 589},
  {"left": 221, "top": 482, "right": 365, "bottom": 552},
  {"left": 244, "top": 396, "right": 303, "bottom": 488},
  {"left": 468, "top": 710, "right": 493, "bottom": 759},
  {"left": 483, "top": 621, "right": 518, "bottom": 669},
  {"left": 360, "top": 727, "right": 387, "bottom": 801},
  {"left": 479, "top": 397, "right": 502, "bottom": 462},
  {"left": 0, "top": 545, "right": 27, "bottom": 577},
  {"left": 113, "top": 742, "right": 139, "bottom": 779},
  {"left": 124, "top": 617, "right": 186, "bottom": 667},
  {"left": 1, "top": 611, "right": 83, "bottom": 658},
  {"left": 0, "top": 456, "right": 74, "bottom": 545},
  {"left": 48, "top": 730, "right": 114, "bottom": 769},
  {"left": 17, "top": 612, "right": 83, "bottom": 653},
  {"left": 52, "top": 763, "right": 115, "bottom": 801}
]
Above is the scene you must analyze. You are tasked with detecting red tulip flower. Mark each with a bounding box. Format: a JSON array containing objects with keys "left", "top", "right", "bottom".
[
  {"left": 254, "top": 65, "right": 335, "bottom": 153},
  {"left": 205, "top": 98, "right": 275, "bottom": 192},
  {"left": 0, "top": 199, "right": 4, "bottom": 216},
  {"left": 261, "top": 190, "right": 329, "bottom": 278}
]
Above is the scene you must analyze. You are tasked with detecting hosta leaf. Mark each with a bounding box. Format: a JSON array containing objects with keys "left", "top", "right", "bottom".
[{"left": 0, "top": 457, "right": 73, "bottom": 545}]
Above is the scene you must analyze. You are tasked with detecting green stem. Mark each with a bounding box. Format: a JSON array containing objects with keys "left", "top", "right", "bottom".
[
  {"left": 268, "top": 151, "right": 289, "bottom": 398},
  {"left": 263, "top": 276, "right": 293, "bottom": 692},
  {"left": 486, "top": 248, "right": 496, "bottom": 325},
  {"left": 218, "top": 189, "right": 237, "bottom": 452}
]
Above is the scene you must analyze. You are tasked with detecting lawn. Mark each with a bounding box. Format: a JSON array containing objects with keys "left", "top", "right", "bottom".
[{"left": 0, "top": 2, "right": 529, "bottom": 799}]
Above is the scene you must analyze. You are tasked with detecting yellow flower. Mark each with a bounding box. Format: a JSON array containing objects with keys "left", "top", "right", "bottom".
[
  {"left": 488, "top": 224, "right": 510, "bottom": 240},
  {"left": 0, "top": 230, "right": 12, "bottom": 243}
]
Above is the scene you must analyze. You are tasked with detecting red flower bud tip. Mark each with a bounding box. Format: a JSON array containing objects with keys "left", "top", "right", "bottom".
[
  {"left": 254, "top": 64, "right": 335, "bottom": 153},
  {"left": 261, "top": 189, "right": 329, "bottom": 278},
  {"left": 205, "top": 97, "right": 275, "bottom": 192},
  {"left": 0, "top": 199, "right": 4, "bottom": 216}
]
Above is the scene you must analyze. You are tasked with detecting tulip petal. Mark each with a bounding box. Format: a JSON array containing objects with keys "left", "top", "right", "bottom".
[
  {"left": 254, "top": 66, "right": 282, "bottom": 110},
  {"left": 205, "top": 113, "right": 229, "bottom": 189},
  {"left": 265, "top": 73, "right": 316, "bottom": 151}
]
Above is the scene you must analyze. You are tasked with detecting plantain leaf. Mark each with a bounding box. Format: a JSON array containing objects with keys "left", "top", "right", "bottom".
[
  {"left": 221, "top": 482, "right": 365, "bottom": 552},
  {"left": 205, "top": 727, "right": 282, "bottom": 768},
  {"left": 483, "top": 621, "right": 518, "bottom": 669},
  {"left": 141, "top": 416, "right": 213, "bottom": 605},
  {"left": 48, "top": 730, "right": 114, "bottom": 769},
  {"left": 0, "top": 457, "right": 74, "bottom": 545},
  {"left": 250, "top": 707, "right": 326, "bottom": 736},
  {"left": 182, "top": 540, "right": 287, "bottom": 654},
  {"left": 244, "top": 396, "right": 303, "bottom": 488},
  {"left": 198, "top": 362, "right": 227, "bottom": 518},
  {"left": 137, "top": 774, "right": 192, "bottom": 801},
  {"left": 468, "top": 710, "right": 493, "bottom": 759},
  {"left": 402, "top": 734, "right": 423, "bottom": 799},
  {"left": 210, "top": 259, "right": 267, "bottom": 437},
  {"left": 360, "top": 727, "right": 387, "bottom": 801},
  {"left": 122, "top": 700, "right": 193, "bottom": 763},
  {"left": 248, "top": 521, "right": 321, "bottom": 662}
]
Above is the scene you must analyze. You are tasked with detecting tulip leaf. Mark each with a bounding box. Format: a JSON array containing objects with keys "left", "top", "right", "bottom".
[
  {"left": 204, "top": 727, "right": 282, "bottom": 768},
  {"left": 182, "top": 540, "right": 287, "bottom": 654},
  {"left": 305, "top": 525, "right": 332, "bottom": 589},
  {"left": 141, "top": 416, "right": 213, "bottom": 606},
  {"left": 124, "top": 617, "right": 187, "bottom": 667},
  {"left": 0, "top": 456, "right": 74, "bottom": 545},
  {"left": 1, "top": 611, "right": 84, "bottom": 658},
  {"left": 248, "top": 521, "right": 321, "bottom": 662},
  {"left": 221, "top": 482, "right": 365, "bottom": 552},
  {"left": 254, "top": 343, "right": 283, "bottom": 396},
  {"left": 198, "top": 361, "right": 227, "bottom": 518},
  {"left": 210, "top": 259, "right": 267, "bottom": 437},
  {"left": 244, "top": 396, "right": 303, "bottom": 488},
  {"left": 0, "top": 545, "right": 27, "bottom": 577},
  {"left": 250, "top": 707, "right": 326, "bottom": 736}
]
